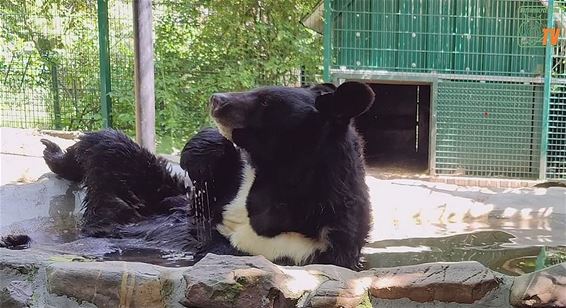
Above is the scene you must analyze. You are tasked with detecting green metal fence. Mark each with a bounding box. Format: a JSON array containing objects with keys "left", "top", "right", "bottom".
[
  {"left": 0, "top": 4, "right": 101, "bottom": 130},
  {"left": 547, "top": 0, "right": 566, "bottom": 179},
  {"left": 548, "top": 82, "right": 566, "bottom": 179},
  {"left": 324, "top": 0, "right": 566, "bottom": 180},
  {"left": 435, "top": 80, "right": 543, "bottom": 178},
  {"left": 0, "top": 0, "right": 134, "bottom": 131},
  {"left": 2, "top": 0, "right": 563, "bottom": 180},
  {"left": 330, "top": 0, "right": 547, "bottom": 77}
]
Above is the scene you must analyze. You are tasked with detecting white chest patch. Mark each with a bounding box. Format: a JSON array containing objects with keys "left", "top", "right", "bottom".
[{"left": 216, "top": 163, "right": 328, "bottom": 264}]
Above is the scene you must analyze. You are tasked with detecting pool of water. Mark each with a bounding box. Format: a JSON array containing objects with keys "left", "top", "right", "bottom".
[
  {"left": 362, "top": 208, "right": 566, "bottom": 275},
  {"left": 362, "top": 229, "right": 566, "bottom": 276},
  {"left": 3, "top": 209, "right": 564, "bottom": 276},
  {"left": 1, "top": 174, "right": 564, "bottom": 275}
]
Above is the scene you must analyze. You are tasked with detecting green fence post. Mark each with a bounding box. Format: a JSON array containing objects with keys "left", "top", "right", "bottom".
[
  {"left": 97, "top": 0, "right": 112, "bottom": 128},
  {"left": 540, "top": 0, "right": 555, "bottom": 180},
  {"left": 323, "top": 0, "right": 332, "bottom": 82}
]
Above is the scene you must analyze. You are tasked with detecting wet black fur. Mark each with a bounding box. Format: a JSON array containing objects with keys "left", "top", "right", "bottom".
[
  {"left": 40, "top": 130, "right": 237, "bottom": 257},
  {"left": 180, "top": 127, "right": 243, "bottom": 226}
]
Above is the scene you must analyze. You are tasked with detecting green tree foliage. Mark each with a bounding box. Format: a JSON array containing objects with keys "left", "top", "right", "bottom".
[
  {"left": 0, "top": 0, "right": 322, "bottom": 153},
  {"left": 151, "top": 0, "right": 322, "bottom": 152}
]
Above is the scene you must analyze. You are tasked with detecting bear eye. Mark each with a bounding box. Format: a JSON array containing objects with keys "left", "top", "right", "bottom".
[{"left": 260, "top": 100, "right": 269, "bottom": 107}]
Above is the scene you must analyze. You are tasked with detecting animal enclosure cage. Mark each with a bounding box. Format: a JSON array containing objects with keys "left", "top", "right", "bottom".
[{"left": 304, "top": 0, "right": 566, "bottom": 180}]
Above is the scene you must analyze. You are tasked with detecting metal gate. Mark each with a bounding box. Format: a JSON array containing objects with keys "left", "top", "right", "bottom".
[{"left": 435, "top": 80, "right": 543, "bottom": 179}]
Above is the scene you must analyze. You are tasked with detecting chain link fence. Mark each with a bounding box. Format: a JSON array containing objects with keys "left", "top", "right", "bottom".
[{"left": 0, "top": 2, "right": 100, "bottom": 130}]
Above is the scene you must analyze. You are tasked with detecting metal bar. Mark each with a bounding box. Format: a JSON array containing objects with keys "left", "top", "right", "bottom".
[
  {"left": 133, "top": 0, "right": 156, "bottom": 153},
  {"left": 97, "top": 0, "right": 112, "bottom": 128},
  {"left": 330, "top": 69, "right": 549, "bottom": 84},
  {"left": 429, "top": 79, "right": 439, "bottom": 176},
  {"left": 323, "top": 0, "right": 332, "bottom": 82},
  {"left": 540, "top": 0, "right": 555, "bottom": 180}
]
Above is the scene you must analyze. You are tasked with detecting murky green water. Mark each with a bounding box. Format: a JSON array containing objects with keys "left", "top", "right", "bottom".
[{"left": 362, "top": 230, "right": 566, "bottom": 276}]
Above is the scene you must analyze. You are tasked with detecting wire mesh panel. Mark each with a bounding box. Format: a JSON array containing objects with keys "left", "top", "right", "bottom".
[
  {"left": 0, "top": 0, "right": 141, "bottom": 131},
  {"left": 548, "top": 83, "right": 566, "bottom": 179},
  {"left": 107, "top": 0, "right": 135, "bottom": 132},
  {"left": 435, "top": 80, "right": 543, "bottom": 179},
  {"left": 547, "top": 0, "right": 566, "bottom": 179},
  {"left": 0, "top": 3, "right": 101, "bottom": 130},
  {"left": 330, "top": 0, "right": 547, "bottom": 77}
]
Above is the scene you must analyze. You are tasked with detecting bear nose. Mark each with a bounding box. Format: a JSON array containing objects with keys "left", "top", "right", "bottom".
[{"left": 210, "top": 93, "right": 229, "bottom": 110}]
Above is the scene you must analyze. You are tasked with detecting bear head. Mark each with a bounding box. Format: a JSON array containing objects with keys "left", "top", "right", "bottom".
[{"left": 209, "top": 81, "right": 375, "bottom": 164}]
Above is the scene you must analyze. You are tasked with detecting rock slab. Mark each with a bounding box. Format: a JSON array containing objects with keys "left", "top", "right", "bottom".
[
  {"left": 8, "top": 249, "right": 566, "bottom": 308},
  {"left": 511, "top": 262, "right": 566, "bottom": 307},
  {"left": 368, "top": 261, "right": 502, "bottom": 304},
  {"left": 182, "top": 254, "right": 504, "bottom": 307},
  {"left": 46, "top": 260, "right": 184, "bottom": 307}
]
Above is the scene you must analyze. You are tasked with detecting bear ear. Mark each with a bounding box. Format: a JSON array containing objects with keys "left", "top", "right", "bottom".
[
  {"left": 310, "top": 83, "right": 337, "bottom": 93},
  {"left": 315, "top": 81, "right": 375, "bottom": 120}
]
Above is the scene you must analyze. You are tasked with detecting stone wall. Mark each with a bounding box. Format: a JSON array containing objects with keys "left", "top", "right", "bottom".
[{"left": 1, "top": 249, "right": 564, "bottom": 307}]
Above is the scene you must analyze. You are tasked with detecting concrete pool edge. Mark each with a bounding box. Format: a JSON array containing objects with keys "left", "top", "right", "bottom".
[{"left": 2, "top": 248, "right": 564, "bottom": 307}]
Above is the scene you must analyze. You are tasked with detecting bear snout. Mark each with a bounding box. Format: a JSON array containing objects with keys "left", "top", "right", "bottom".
[
  {"left": 210, "top": 93, "right": 239, "bottom": 129},
  {"left": 209, "top": 92, "right": 255, "bottom": 131},
  {"left": 210, "top": 93, "right": 230, "bottom": 114}
]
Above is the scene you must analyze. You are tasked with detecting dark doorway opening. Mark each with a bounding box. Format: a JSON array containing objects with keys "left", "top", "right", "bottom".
[{"left": 354, "top": 83, "right": 431, "bottom": 178}]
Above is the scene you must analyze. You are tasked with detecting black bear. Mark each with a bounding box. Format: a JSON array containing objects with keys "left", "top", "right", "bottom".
[
  {"left": 180, "top": 81, "right": 375, "bottom": 269},
  {"left": 38, "top": 81, "right": 375, "bottom": 270}
]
